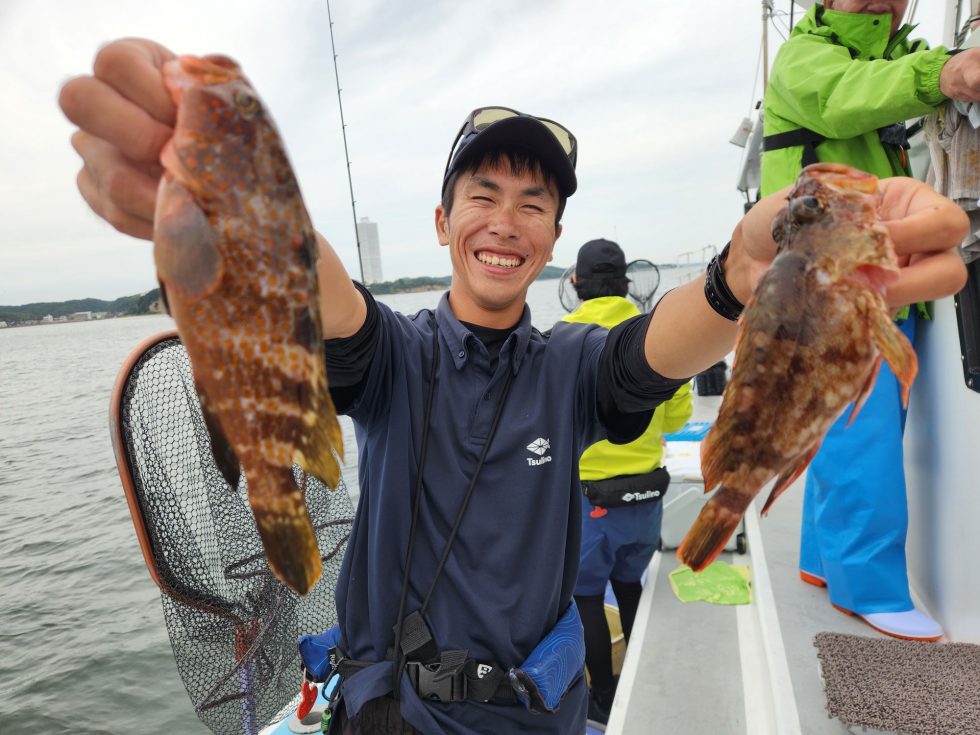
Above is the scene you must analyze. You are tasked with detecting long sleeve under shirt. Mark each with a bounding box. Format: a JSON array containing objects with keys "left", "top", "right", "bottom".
[{"left": 321, "top": 283, "right": 687, "bottom": 735}]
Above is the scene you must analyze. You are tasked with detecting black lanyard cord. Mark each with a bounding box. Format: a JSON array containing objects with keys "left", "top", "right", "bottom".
[
  {"left": 420, "top": 366, "right": 515, "bottom": 614},
  {"left": 392, "top": 319, "right": 441, "bottom": 699},
  {"left": 391, "top": 318, "right": 517, "bottom": 698}
]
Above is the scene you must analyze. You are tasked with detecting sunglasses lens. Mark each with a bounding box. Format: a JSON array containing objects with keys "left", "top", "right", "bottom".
[
  {"left": 472, "top": 107, "right": 518, "bottom": 132},
  {"left": 447, "top": 107, "right": 577, "bottom": 179},
  {"left": 539, "top": 121, "right": 575, "bottom": 157}
]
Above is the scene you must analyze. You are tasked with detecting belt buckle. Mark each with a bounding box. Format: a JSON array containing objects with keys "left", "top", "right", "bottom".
[{"left": 406, "top": 661, "right": 465, "bottom": 702}]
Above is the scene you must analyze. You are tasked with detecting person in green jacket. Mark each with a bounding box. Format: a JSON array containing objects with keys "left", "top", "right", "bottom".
[
  {"left": 761, "top": 1, "right": 975, "bottom": 642},
  {"left": 564, "top": 239, "right": 693, "bottom": 723}
]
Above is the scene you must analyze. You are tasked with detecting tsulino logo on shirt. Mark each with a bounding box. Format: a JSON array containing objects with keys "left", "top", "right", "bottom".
[{"left": 526, "top": 437, "right": 552, "bottom": 466}]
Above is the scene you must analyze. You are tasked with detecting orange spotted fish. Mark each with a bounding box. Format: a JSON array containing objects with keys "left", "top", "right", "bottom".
[
  {"left": 153, "top": 55, "right": 343, "bottom": 595},
  {"left": 677, "top": 163, "right": 917, "bottom": 572}
]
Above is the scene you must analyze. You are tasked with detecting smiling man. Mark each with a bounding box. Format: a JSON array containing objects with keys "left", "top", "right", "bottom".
[{"left": 58, "top": 39, "right": 970, "bottom": 735}]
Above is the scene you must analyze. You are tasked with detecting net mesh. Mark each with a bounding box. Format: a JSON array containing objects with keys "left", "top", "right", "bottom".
[
  {"left": 115, "top": 334, "right": 354, "bottom": 735},
  {"left": 558, "top": 259, "right": 662, "bottom": 313}
]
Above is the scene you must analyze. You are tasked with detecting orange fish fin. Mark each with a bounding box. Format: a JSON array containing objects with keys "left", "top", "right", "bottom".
[
  {"left": 250, "top": 470, "right": 322, "bottom": 595},
  {"left": 761, "top": 445, "right": 818, "bottom": 517},
  {"left": 677, "top": 488, "right": 747, "bottom": 572},
  {"left": 153, "top": 175, "right": 224, "bottom": 303},
  {"left": 846, "top": 356, "right": 882, "bottom": 427},
  {"left": 869, "top": 308, "right": 918, "bottom": 407}
]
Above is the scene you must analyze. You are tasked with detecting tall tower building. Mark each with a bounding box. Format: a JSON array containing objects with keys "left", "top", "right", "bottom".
[{"left": 356, "top": 217, "right": 384, "bottom": 284}]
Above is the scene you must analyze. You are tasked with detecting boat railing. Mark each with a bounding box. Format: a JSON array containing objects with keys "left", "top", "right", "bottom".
[{"left": 671, "top": 244, "right": 719, "bottom": 283}]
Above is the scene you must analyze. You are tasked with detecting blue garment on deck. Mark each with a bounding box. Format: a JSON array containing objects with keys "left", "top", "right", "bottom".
[{"left": 800, "top": 315, "right": 917, "bottom": 614}]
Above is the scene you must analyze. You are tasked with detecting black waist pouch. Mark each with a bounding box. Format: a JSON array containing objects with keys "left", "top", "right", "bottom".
[{"left": 582, "top": 466, "right": 670, "bottom": 509}]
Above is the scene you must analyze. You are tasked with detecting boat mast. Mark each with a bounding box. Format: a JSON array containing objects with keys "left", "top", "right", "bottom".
[{"left": 326, "top": 0, "right": 365, "bottom": 282}]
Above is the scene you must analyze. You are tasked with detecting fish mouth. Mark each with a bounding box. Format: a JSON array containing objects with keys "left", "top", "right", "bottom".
[{"left": 475, "top": 249, "right": 526, "bottom": 271}]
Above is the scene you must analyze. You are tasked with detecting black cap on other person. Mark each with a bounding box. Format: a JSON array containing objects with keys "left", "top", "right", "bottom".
[
  {"left": 443, "top": 107, "right": 578, "bottom": 197},
  {"left": 576, "top": 239, "right": 627, "bottom": 279}
]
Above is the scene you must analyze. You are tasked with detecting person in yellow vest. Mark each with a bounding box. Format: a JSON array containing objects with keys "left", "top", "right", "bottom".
[{"left": 563, "top": 239, "right": 693, "bottom": 724}]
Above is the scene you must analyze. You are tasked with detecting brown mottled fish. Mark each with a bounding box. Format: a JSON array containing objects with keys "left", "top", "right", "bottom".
[
  {"left": 677, "top": 163, "right": 917, "bottom": 572},
  {"left": 153, "top": 54, "right": 343, "bottom": 595}
]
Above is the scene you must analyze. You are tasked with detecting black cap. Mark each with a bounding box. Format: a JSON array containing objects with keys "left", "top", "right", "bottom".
[
  {"left": 576, "top": 239, "right": 626, "bottom": 279},
  {"left": 443, "top": 116, "right": 577, "bottom": 197}
]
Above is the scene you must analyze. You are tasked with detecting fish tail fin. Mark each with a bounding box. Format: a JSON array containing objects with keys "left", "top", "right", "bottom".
[
  {"left": 251, "top": 470, "right": 322, "bottom": 595},
  {"left": 677, "top": 488, "right": 748, "bottom": 572}
]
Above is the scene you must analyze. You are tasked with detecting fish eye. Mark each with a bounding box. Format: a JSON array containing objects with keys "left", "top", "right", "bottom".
[
  {"left": 234, "top": 90, "right": 260, "bottom": 117},
  {"left": 789, "top": 194, "right": 824, "bottom": 222}
]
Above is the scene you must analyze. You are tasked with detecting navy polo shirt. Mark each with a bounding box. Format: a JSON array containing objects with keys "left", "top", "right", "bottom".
[{"left": 329, "top": 290, "right": 608, "bottom": 734}]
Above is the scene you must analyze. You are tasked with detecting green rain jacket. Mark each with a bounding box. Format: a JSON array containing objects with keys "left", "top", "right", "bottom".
[
  {"left": 761, "top": 3, "right": 948, "bottom": 319},
  {"left": 761, "top": 3, "right": 949, "bottom": 196},
  {"left": 562, "top": 296, "right": 693, "bottom": 481}
]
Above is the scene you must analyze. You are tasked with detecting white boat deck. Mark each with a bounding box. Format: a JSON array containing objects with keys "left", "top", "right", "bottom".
[{"left": 607, "top": 393, "right": 910, "bottom": 735}]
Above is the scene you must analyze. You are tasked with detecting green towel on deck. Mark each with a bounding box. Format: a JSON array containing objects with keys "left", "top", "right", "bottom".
[{"left": 669, "top": 562, "right": 752, "bottom": 605}]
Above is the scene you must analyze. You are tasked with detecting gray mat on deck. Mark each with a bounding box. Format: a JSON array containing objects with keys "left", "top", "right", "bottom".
[{"left": 814, "top": 632, "right": 980, "bottom": 735}]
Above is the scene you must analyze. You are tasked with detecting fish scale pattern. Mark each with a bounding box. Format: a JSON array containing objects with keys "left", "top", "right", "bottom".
[{"left": 115, "top": 334, "right": 354, "bottom": 735}]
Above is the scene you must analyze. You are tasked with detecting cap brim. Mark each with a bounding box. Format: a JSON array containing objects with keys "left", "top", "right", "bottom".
[{"left": 445, "top": 116, "right": 577, "bottom": 197}]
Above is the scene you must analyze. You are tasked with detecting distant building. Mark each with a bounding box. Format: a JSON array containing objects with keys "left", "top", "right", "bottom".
[
  {"left": 356, "top": 216, "right": 384, "bottom": 285},
  {"left": 68, "top": 311, "right": 92, "bottom": 321},
  {"left": 0, "top": 321, "right": 7, "bottom": 329},
  {"left": 42, "top": 315, "right": 54, "bottom": 323}
]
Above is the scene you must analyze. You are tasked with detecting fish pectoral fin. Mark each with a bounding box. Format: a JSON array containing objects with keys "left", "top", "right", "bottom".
[
  {"left": 761, "top": 445, "right": 818, "bottom": 516},
  {"left": 846, "top": 356, "right": 882, "bottom": 427},
  {"left": 153, "top": 175, "right": 224, "bottom": 303},
  {"left": 869, "top": 308, "right": 918, "bottom": 407},
  {"left": 196, "top": 389, "right": 241, "bottom": 491}
]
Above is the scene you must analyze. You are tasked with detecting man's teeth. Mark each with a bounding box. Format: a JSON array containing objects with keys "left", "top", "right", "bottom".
[{"left": 477, "top": 252, "right": 521, "bottom": 267}]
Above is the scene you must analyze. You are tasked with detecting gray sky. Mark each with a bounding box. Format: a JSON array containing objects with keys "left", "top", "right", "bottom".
[{"left": 0, "top": 0, "right": 950, "bottom": 304}]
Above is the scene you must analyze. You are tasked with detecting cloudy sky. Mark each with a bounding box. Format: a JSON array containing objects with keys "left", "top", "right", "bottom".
[{"left": 0, "top": 0, "right": 952, "bottom": 305}]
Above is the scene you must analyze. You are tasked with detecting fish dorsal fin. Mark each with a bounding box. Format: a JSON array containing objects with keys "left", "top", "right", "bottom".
[{"left": 154, "top": 175, "right": 224, "bottom": 303}]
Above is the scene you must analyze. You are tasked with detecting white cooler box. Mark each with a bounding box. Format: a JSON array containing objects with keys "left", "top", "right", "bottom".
[{"left": 660, "top": 439, "right": 745, "bottom": 553}]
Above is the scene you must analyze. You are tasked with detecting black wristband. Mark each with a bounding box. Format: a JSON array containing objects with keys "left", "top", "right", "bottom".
[{"left": 704, "top": 242, "right": 744, "bottom": 322}]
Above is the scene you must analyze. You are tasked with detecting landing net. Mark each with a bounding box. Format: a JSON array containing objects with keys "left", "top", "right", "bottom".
[
  {"left": 110, "top": 331, "right": 354, "bottom": 735},
  {"left": 558, "top": 259, "right": 662, "bottom": 313}
]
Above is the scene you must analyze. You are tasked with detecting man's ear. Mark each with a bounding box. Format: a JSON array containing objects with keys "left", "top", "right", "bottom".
[
  {"left": 435, "top": 204, "right": 449, "bottom": 246},
  {"left": 549, "top": 222, "right": 563, "bottom": 262}
]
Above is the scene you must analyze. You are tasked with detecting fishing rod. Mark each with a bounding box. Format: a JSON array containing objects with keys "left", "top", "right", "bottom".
[{"left": 326, "top": 0, "right": 365, "bottom": 283}]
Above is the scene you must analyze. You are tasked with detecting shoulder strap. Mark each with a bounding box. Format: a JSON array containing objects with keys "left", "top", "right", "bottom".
[{"left": 763, "top": 127, "right": 827, "bottom": 167}]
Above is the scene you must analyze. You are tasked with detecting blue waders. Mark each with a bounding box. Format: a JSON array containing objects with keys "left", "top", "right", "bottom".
[{"left": 800, "top": 315, "right": 917, "bottom": 614}]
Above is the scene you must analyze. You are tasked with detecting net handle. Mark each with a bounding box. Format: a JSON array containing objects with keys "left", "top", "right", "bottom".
[{"left": 109, "top": 329, "right": 179, "bottom": 594}]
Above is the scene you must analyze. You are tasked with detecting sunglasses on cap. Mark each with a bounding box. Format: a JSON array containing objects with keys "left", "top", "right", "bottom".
[{"left": 442, "top": 106, "right": 578, "bottom": 180}]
